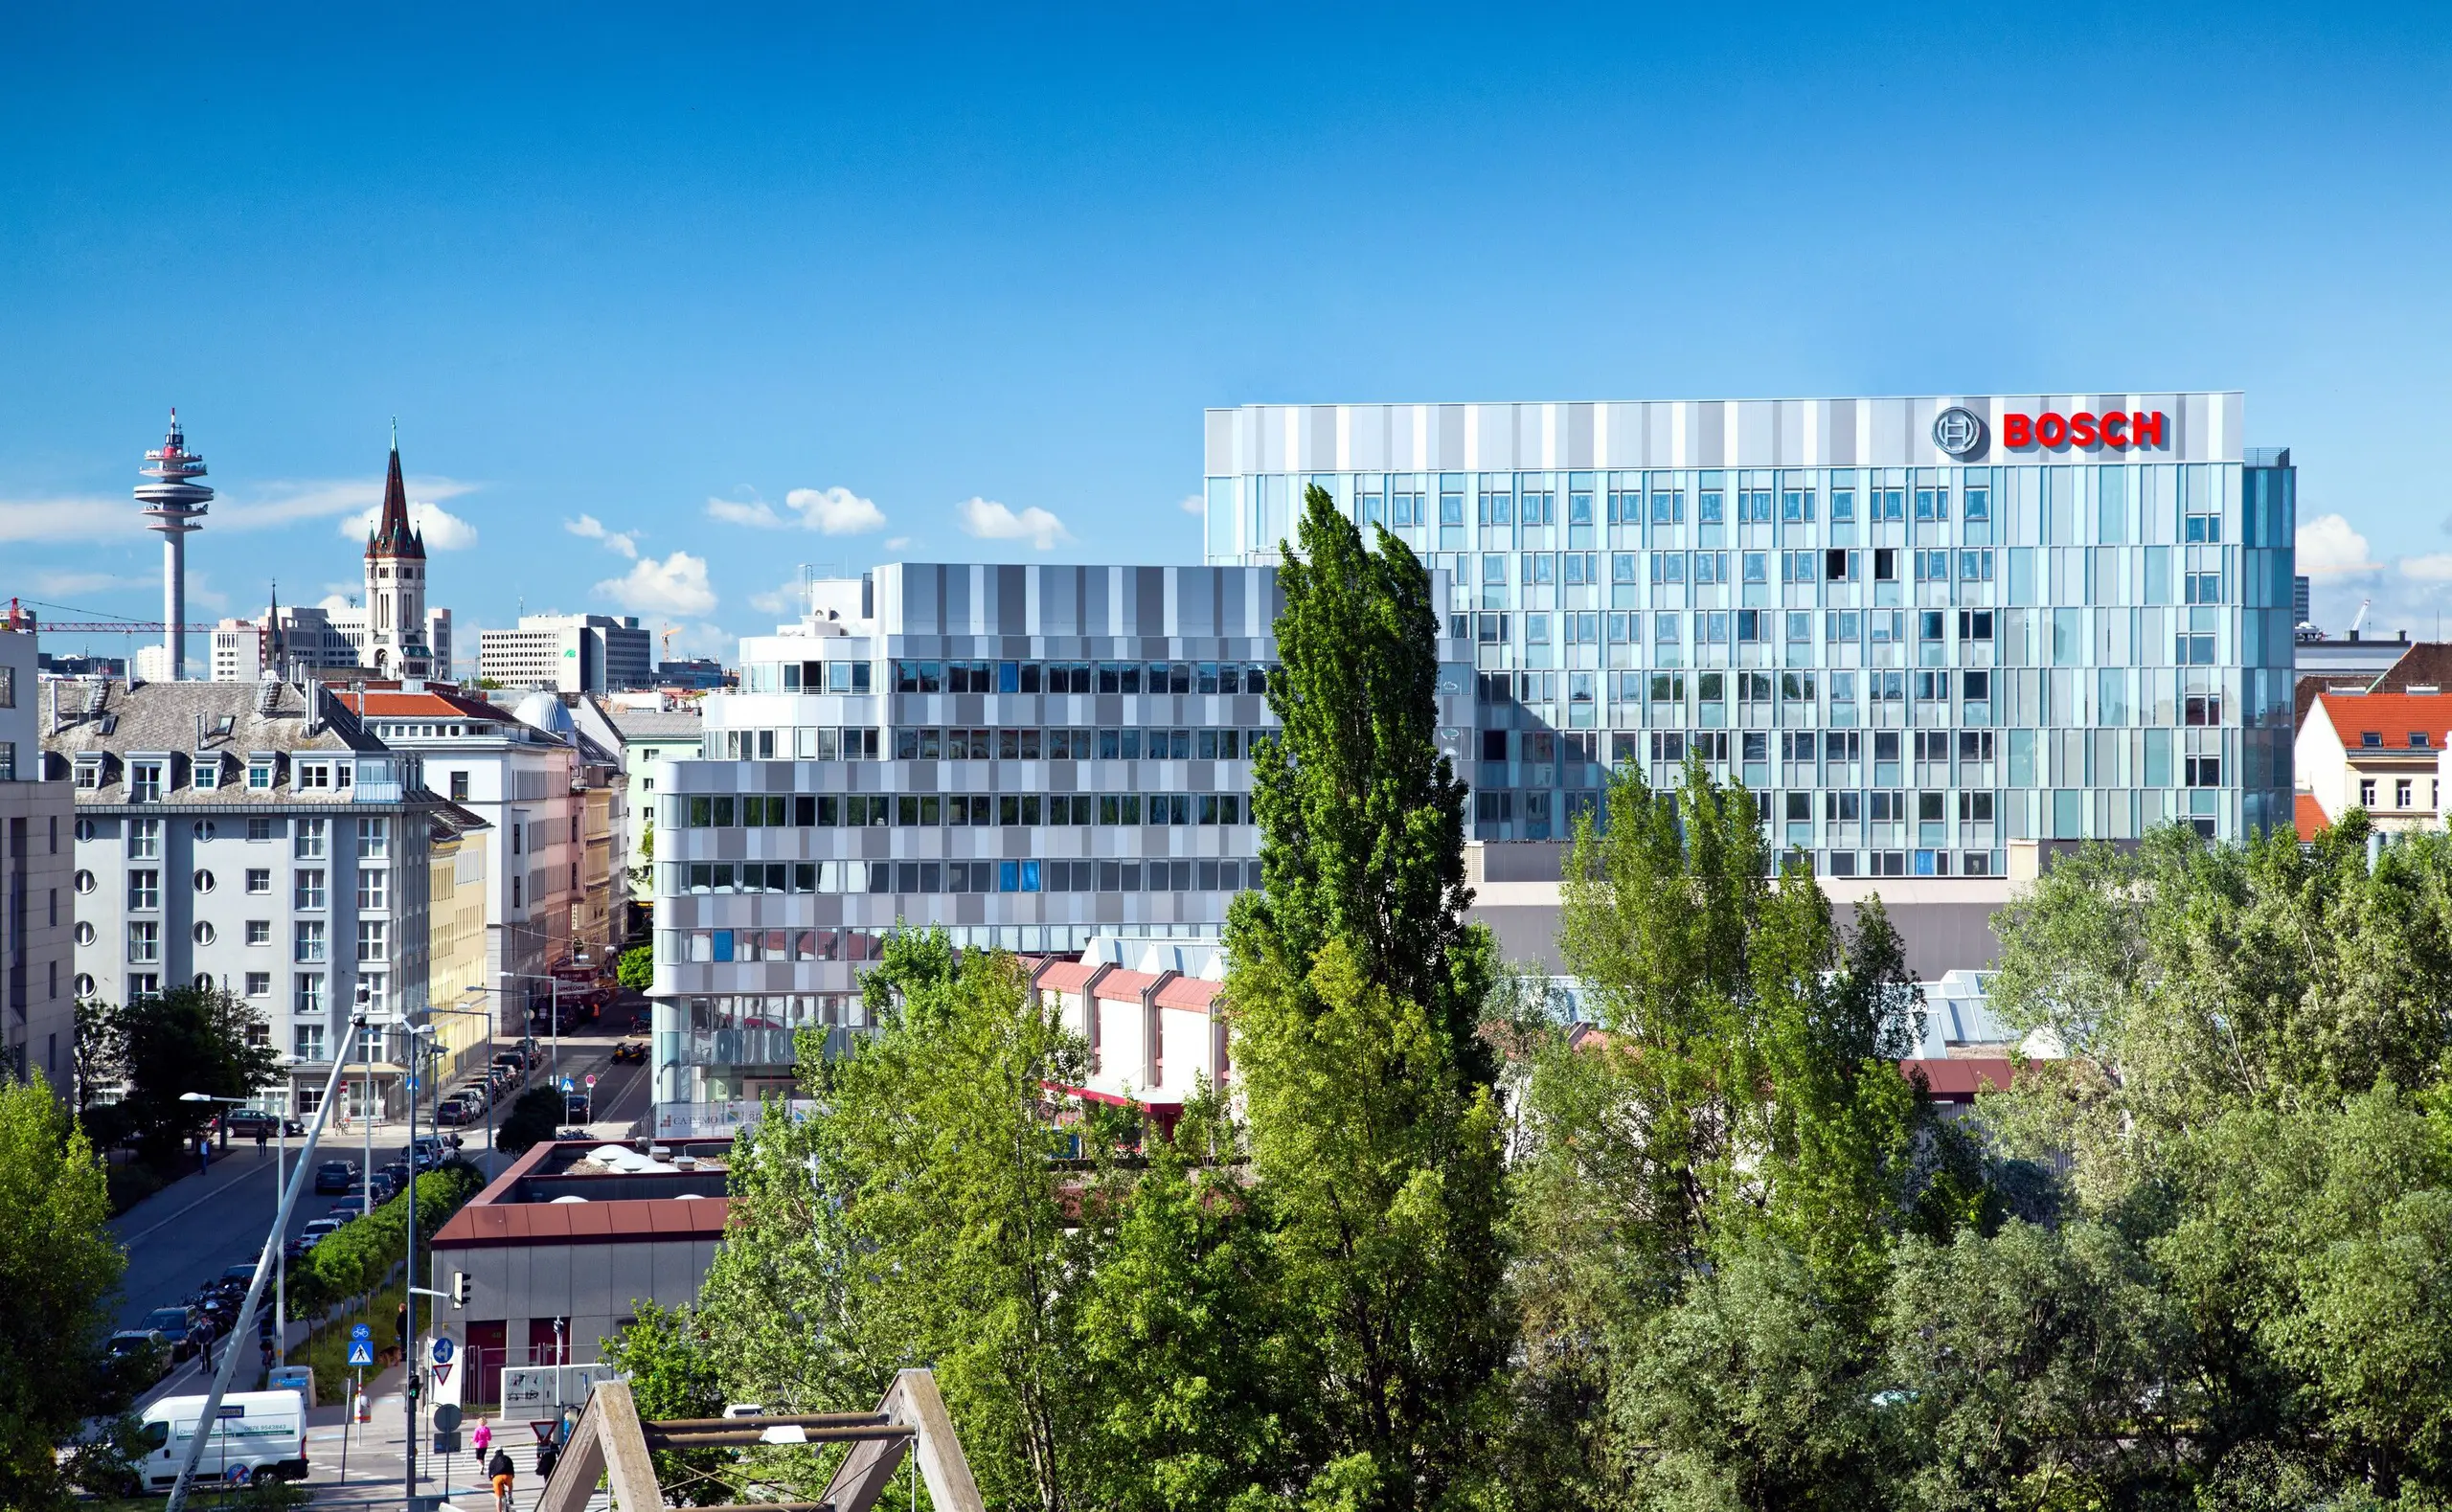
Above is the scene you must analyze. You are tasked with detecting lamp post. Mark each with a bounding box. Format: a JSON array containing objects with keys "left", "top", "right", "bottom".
[{"left": 417, "top": 1001, "right": 499, "bottom": 1174}]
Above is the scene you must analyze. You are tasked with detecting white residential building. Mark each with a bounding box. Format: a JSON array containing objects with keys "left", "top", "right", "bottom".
[
  {"left": 0, "top": 610, "right": 75, "bottom": 1095},
  {"left": 41, "top": 678, "right": 444, "bottom": 1117}
]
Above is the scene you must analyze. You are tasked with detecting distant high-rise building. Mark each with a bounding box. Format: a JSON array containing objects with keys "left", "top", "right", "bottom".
[
  {"left": 2294, "top": 574, "right": 2312, "bottom": 625},
  {"left": 479, "top": 615, "right": 653, "bottom": 693}
]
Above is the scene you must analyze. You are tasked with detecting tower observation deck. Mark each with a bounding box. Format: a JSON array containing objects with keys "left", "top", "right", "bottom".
[{"left": 136, "top": 410, "right": 213, "bottom": 680}]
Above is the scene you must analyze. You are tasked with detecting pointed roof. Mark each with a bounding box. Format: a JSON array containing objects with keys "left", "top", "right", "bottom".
[{"left": 366, "top": 434, "right": 426, "bottom": 561}]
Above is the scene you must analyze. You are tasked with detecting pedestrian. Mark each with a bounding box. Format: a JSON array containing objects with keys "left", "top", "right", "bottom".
[
  {"left": 197, "top": 1136, "right": 210, "bottom": 1176},
  {"left": 488, "top": 1446, "right": 516, "bottom": 1512},
  {"left": 471, "top": 1416, "right": 493, "bottom": 1458},
  {"left": 535, "top": 1436, "right": 561, "bottom": 1485},
  {"left": 255, "top": 1125, "right": 267, "bottom": 1150}
]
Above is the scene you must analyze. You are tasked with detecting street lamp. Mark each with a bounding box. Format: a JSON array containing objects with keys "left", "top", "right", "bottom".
[{"left": 413, "top": 1002, "right": 501, "bottom": 1175}]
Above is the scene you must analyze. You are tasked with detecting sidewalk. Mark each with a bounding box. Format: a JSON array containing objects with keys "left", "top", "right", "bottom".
[{"left": 302, "top": 1365, "right": 609, "bottom": 1510}]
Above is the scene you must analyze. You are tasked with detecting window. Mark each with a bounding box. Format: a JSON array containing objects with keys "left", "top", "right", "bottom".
[
  {"left": 1915, "top": 486, "right": 1948, "bottom": 522},
  {"left": 245, "top": 919, "right": 272, "bottom": 946},
  {"left": 1960, "top": 793, "right": 1995, "bottom": 822},
  {"left": 448, "top": 770, "right": 470, "bottom": 801},
  {"left": 129, "top": 761, "right": 164, "bottom": 802},
  {"left": 294, "top": 818, "right": 326, "bottom": 859},
  {"left": 2184, "top": 511, "right": 2222, "bottom": 544},
  {"left": 292, "top": 1021, "right": 326, "bottom": 1062},
  {"left": 74, "top": 921, "right": 95, "bottom": 945},
  {"left": 296, "top": 762, "right": 330, "bottom": 790},
  {"left": 2176, "top": 635, "right": 2216, "bottom": 666},
  {"left": 357, "top": 869, "right": 389, "bottom": 910},
  {"left": 244, "top": 971, "right": 270, "bottom": 998},
  {"left": 245, "top": 868, "right": 272, "bottom": 895},
  {"left": 193, "top": 921, "right": 216, "bottom": 945},
  {"left": 294, "top": 921, "right": 327, "bottom": 963},
  {"left": 246, "top": 816, "right": 275, "bottom": 842},
  {"left": 127, "top": 870, "right": 159, "bottom": 911},
  {"left": 2396, "top": 779, "right": 2414, "bottom": 809},
  {"left": 356, "top": 818, "right": 390, "bottom": 858},
  {"left": 2359, "top": 779, "right": 2378, "bottom": 807},
  {"left": 357, "top": 920, "right": 387, "bottom": 961},
  {"left": 2184, "top": 572, "right": 2224, "bottom": 605},
  {"left": 129, "top": 819, "right": 160, "bottom": 859},
  {"left": 2185, "top": 694, "right": 2222, "bottom": 726},
  {"left": 248, "top": 759, "right": 276, "bottom": 790},
  {"left": 127, "top": 921, "right": 160, "bottom": 963},
  {"left": 294, "top": 869, "right": 326, "bottom": 910},
  {"left": 2186, "top": 756, "right": 2221, "bottom": 788}
]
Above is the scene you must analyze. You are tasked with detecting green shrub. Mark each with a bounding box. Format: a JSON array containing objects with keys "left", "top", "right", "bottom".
[
  {"left": 285, "top": 1163, "right": 483, "bottom": 1319},
  {"left": 495, "top": 1087, "right": 565, "bottom": 1157}
]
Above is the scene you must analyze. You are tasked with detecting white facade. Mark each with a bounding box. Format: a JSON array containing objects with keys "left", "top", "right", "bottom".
[
  {"left": 479, "top": 615, "right": 653, "bottom": 694},
  {"left": 0, "top": 621, "right": 75, "bottom": 1095},
  {"left": 43, "top": 680, "right": 442, "bottom": 1114}
]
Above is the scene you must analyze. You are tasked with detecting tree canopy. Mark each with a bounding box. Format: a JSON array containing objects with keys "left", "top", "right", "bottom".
[{"left": 0, "top": 1076, "right": 125, "bottom": 1510}]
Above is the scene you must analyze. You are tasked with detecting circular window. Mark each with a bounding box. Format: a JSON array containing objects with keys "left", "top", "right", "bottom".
[
  {"left": 73, "top": 974, "right": 95, "bottom": 998},
  {"left": 74, "top": 819, "right": 95, "bottom": 843},
  {"left": 193, "top": 921, "right": 216, "bottom": 946},
  {"left": 193, "top": 820, "right": 216, "bottom": 842},
  {"left": 193, "top": 972, "right": 215, "bottom": 991},
  {"left": 73, "top": 922, "right": 95, "bottom": 946},
  {"left": 72, "top": 870, "right": 94, "bottom": 894},
  {"left": 193, "top": 869, "right": 216, "bottom": 893}
]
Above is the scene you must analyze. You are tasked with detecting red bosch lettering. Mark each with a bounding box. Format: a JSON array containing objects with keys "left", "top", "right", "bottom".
[
  {"left": 2100, "top": 411, "right": 2128, "bottom": 447},
  {"left": 2034, "top": 413, "right": 2068, "bottom": 448},
  {"left": 2069, "top": 412, "right": 2100, "bottom": 447},
  {"left": 2002, "top": 413, "right": 2032, "bottom": 447},
  {"left": 2131, "top": 410, "right": 2165, "bottom": 447}
]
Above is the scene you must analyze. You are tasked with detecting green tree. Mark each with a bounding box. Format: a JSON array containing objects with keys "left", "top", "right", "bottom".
[
  {"left": 0, "top": 1075, "right": 125, "bottom": 1511},
  {"left": 699, "top": 930, "right": 1104, "bottom": 1512},
  {"left": 617, "top": 944, "right": 653, "bottom": 991},
  {"left": 1223, "top": 484, "right": 1509, "bottom": 1511},
  {"left": 109, "top": 983, "right": 283, "bottom": 1164},
  {"left": 494, "top": 1087, "right": 566, "bottom": 1156},
  {"left": 602, "top": 1301, "right": 730, "bottom": 1504}
]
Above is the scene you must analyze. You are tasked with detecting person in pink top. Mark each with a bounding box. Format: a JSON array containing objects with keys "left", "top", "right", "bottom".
[{"left": 471, "top": 1417, "right": 493, "bottom": 1456}]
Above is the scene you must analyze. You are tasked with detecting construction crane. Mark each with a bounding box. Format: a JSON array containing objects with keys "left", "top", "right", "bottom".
[
  {"left": 2350, "top": 598, "right": 2373, "bottom": 638},
  {"left": 4, "top": 596, "right": 215, "bottom": 633}
]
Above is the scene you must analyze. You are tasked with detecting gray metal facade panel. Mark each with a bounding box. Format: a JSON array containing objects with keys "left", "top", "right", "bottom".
[
  {"left": 1437, "top": 404, "right": 1465, "bottom": 468},
  {"left": 1205, "top": 408, "right": 1236, "bottom": 475}
]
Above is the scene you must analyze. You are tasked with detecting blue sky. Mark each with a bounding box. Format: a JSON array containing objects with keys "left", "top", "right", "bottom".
[{"left": 4, "top": 2, "right": 2449, "bottom": 658}]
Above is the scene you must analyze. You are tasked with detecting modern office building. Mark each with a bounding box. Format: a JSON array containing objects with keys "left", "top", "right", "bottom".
[
  {"left": 41, "top": 679, "right": 445, "bottom": 1116},
  {"left": 0, "top": 610, "right": 76, "bottom": 1095},
  {"left": 1201, "top": 394, "right": 2297, "bottom": 869},
  {"left": 644, "top": 564, "right": 1463, "bottom": 1120},
  {"left": 480, "top": 615, "right": 654, "bottom": 694}
]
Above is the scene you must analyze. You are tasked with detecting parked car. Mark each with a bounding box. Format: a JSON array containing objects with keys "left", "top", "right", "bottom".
[
  {"left": 222, "top": 1108, "right": 304, "bottom": 1139},
  {"left": 433, "top": 1098, "right": 470, "bottom": 1127},
  {"left": 218, "top": 1264, "right": 258, "bottom": 1289},
  {"left": 299, "top": 1218, "right": 344, "bottom": 1247},
  {"left": 107, "top": 1330, "right": 171, "bottom": 1381},
  {"left": 312, "top": 1160, "right": 357, "bottom": 1194},
  {"left": 368, "top": 1172, "right": 401, "bottom": 1204},
  {"left": 139, "top": 1306, "right": 211, "bottom": 1363},
  {"left": 325, "top": 1204, "right": 361, "bottom": 1224}
]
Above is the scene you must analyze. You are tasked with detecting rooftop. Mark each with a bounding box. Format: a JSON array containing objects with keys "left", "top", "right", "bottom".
[
  {"left": 428, "top": 1137, "right": 738, "bottom": 1249},
  {"left": 2305, "top": 689, "right": 2452, "bottom": 755}
]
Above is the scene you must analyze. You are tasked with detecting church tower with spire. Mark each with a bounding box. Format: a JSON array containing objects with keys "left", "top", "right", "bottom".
[{"left": 363, "top": 424, "right": 435, "bottom": 678}]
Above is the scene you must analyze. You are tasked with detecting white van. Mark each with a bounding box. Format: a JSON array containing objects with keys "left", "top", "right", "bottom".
[{"left": 140, "top": 1389, "right": 308, "bottom": 1488}]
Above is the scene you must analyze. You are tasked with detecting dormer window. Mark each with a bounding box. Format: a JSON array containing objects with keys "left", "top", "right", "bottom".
[
  {"left": 74, "top": 756, "right": 103, "bottom": 791},
  {"left": 2413, "top": 733, "right": 2434, "bottom": 750},
  {"left": 2362, "top": 732, "right": 2383, "bottom": 749},
  {"left": 335, "top": 762, "right": 353, "bottom": 788},
  {"left": 248, "top": 757, "right": 277, "bottom": 790},
  {"left": 297, "top": 762, "right": 330, "bottom": 790},
  {"left": 129, "top": 761, "right": 166, "bottom": 802},
  {"left": 193, "top": 755, "right": 221, "bottom": 790}
]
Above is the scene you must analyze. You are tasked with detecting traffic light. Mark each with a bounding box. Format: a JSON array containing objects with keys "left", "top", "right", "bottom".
[{"left": 452, "top": 1271, "right": 471, "bottom": 1309}]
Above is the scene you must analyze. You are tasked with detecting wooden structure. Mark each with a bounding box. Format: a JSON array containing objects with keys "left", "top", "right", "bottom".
[{"left": 534, "top": 1369, "right": 984, "bottom": 1512}]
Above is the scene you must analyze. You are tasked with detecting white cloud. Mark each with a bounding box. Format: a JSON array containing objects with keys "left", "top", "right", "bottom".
[
  {"left": 335, "top": 498, "right": 480, "bottom": 551},
  {"left": 223, "top": 476, "right": 475, "bottom": 531},
  {"left": 883, "top": 536, "right": 912, "bottom": 552},
  {"left": 564, "top": 513, "right": 640, "bottom": 558},
  {"left": 1179, "top": 494, "right": 1203, "bottom": 515},
  {"left": 705, "top": 485, "right": 887, "bottom": 535},
  {"left": 316, "top": 594, "right": 356, "bottom": 614},
  {"left": 956, "top": 496, "right": 1071, "bottom": 551},
  {"left": 749, "top": 578, "right": 806, "bottom": 616},
  {"left": 0, "top": 497, "right": 139, "bottom": 545},
  {"left": 2298, "top": 513, "right": 2377, "bottom": 575},
  {"left": 32, "top": 568, "right": 148, "bottom": 597},
  {"left": 594, "top": 552, "right": 716, "bottom": 617},
  {"left": 2398, "top": 554, "right": 2452, "bottom": 583}
]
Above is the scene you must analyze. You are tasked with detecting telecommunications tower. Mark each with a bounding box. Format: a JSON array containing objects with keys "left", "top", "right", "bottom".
[{"left": 136, "top": 410, "right": 213, "bottom": 680}]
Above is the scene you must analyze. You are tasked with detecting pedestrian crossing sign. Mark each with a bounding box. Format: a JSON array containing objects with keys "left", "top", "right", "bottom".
[{"left": 348, "top": 1341, "right": 375, "bottom": 1366}]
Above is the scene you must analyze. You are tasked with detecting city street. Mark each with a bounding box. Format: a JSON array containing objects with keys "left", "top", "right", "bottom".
[{"left": 110, "top": 1011, "right": 653, "bottom": 1418}]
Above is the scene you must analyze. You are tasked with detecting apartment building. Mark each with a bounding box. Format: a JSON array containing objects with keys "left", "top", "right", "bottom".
[
  {"left": 41, "top": 679, "right": 443, "bottom": 1117},
  {"left": 350, "top": 687, "right": 584, "bottom": 1032},
  {"left": 2296, "top": 689, "right": 2452, "bottom": 833},
  {"left": 0, "top": 614, "right": 75, "bottom": 1094}
]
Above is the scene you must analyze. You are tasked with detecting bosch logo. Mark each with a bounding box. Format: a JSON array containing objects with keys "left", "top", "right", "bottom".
[
  {"left": 2001, "top": 410, "right": 2167, "bottom": 450},
  {"left": 1931, "top": 407, "right": 1987, "bottom": 457}
]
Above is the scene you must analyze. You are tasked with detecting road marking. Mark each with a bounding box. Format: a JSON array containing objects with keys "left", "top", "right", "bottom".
[{"left": 114, "top": 1160, "right": 277, "bottom": 1248}]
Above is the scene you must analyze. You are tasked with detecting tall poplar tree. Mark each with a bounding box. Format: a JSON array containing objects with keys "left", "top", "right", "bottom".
[{"left": 1224, "top": 484, "right": 1509, "bottom": 1511}]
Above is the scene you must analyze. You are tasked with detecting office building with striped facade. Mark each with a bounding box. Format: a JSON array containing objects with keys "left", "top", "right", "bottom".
[
  {"left": 647, "top": 565, "right": 1469, "bottom": 1118},
  {"left": 1200, "top": 394, "right": 2298, "bottom": 873}
]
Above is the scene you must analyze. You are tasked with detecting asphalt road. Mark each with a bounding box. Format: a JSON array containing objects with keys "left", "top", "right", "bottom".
[{"left": 111, "top": 1017, "right": 652, "bottom": 1366}]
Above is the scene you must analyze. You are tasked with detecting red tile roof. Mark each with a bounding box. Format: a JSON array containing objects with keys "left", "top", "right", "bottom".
[
  {"left": 2307, "top": 691, "right": 2452, "bottom": 754},
  {"left": 1093, "top": 969, "right": 1158, "bottom": 1003},
  {"left": 1154, "top": 976, "right": 1221, "bottom": 1011},
  {"left": 352, "top": 688, "right": 512, "bottom": 721},
  {"left": 1036, "top": 960, "right": 1098, "bottom": 992},
  {"left": 2296, "top": 792, "right": 2331, "bottom": 839},
  {"left": 1900, "top": 1057, "right": 2018, "bottom": 1102}
]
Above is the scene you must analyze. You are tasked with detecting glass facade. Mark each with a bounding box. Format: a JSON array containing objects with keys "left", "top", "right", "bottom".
[{"left": 1204, "top": 396, "right": 2296, "bottom": 870}]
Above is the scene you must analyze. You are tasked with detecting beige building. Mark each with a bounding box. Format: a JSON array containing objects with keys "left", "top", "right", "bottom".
[
  {"left": 424, "top": 802, "right": 493, "bottom": 1084},
  {"left": 2294, "top": 689, "right": 2452, "bottom": 833}
]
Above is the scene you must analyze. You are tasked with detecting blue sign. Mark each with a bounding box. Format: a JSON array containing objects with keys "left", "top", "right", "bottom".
[
  {"left": 351, "top": 1324, "right": 372, "bottom": 1342},
  {"left": 560, "top": 1076, "right": 574, "bottom": 1093},
  {"left": 430, "top": 1336, "right": 456, "bottom": 1365},
  {"left": 347, "top": 1341, "right": 375, "bottom": 1366}
]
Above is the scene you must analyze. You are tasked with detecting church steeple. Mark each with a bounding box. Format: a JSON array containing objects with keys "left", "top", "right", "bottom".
[{"left": 366, "top": 423, "right": 425, "bottom": 561}]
